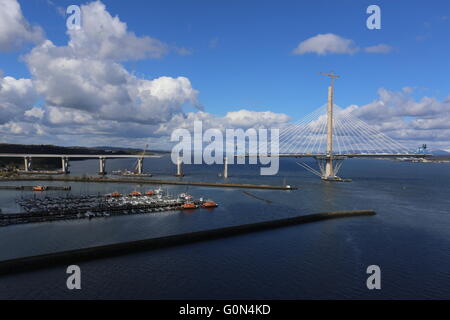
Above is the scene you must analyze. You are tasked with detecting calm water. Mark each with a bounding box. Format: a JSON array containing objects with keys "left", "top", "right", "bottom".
[{"left": 0, "top": 156, "right": 449, "bottom": 299}]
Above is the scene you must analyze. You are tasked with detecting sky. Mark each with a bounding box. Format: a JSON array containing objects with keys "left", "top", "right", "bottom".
[{"left": 0, "top": 0, "right": 449, "bottom": 150}]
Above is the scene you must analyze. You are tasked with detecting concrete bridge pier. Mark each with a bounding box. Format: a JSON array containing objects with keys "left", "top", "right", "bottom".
[
  {"left": 137, "top": 157, "right": 144, "bottom": 174},
  {"left": 24, "top": 157, "right": 32, "bottom": 172},
  {"left": 61, "top": 157, "right": 70, "bottom": 174},
  {"left": 223, "top": 156, "right": 228, "bottom": 178},
  {"left": 98, "top": 157, "right": 107, "bottom": 175},
  {"left": 175, "top": 156, "right": 183, "bottom": 176},
  {"left": 324, "top": 155, "right": 334, "bottom": 178}
]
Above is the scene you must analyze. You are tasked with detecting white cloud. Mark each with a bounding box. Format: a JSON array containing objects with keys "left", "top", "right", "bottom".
[
  {"left": 0, "top": 0, "right": 205, "bottom": 146},
  {"left": 0, "top": 121, "right": 44, "bottom": 136},
  {"left": 0, "top": 0, "right": 292, "bottom": 148},
  {"left": 0, "top": 0, "right": 44, "bottom": 51},
  {"left": 19, "top": 1, "right": 202, "bottom": 126},
  {"left": 67, "top": 1, "right": 167, "bottom": 61},
  {"left": 24, "top": 106, "right": 45, "bottom": 119},
  {"left": 293, "top": 33, "right": 393, "bottom": 56},
  {"left": 224, "top": 110, "right": 291, "bottom": 128},
  {"left": 0, "top": 75, "right": 38, "bottom": 123},
  {"left": 293, "top": 33, "right": 358, "bottom": 55},
  {"left": 345, "top": 89, "right": 450, "bottom": 149},
  {"left": 46, "top": 106, "right": 94, "bottom": 125},
  {"left": 25, "top": 42, "right": 199, "bottom": 124}
]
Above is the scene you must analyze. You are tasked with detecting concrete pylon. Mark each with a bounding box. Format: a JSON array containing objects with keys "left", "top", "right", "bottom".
[
  {"left": 24, "top": 157, "right": 32, "bottom": 172},
  {"left": 223, "top": 156, "right": 228, "bottom": 178},
  {"left": 325, "top": 85, "right": 334, "bottom": 178},
  {"left": 176, "top": 156, "right": 183, "bottom": 176},
  {"left": 99, "top": 157, "right": 107, "bottom": 175},
  {"left": 61, "top": 157, "right": 70, "bottom": 174},
  {"left": 137, "top": 157, "right": 144, "bottom": 174}
]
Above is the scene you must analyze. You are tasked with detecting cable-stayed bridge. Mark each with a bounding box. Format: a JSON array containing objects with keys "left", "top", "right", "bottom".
[{"left": 266, "top": 72, "right": 429, "bottom": 181}]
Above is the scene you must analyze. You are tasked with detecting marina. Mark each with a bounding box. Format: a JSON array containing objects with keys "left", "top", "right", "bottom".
[{"left": 0, "top": 188, "right": 218, "bottom": 227}]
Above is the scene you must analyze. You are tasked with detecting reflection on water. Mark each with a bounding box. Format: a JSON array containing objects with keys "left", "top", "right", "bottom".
[{"left": 0, "top": 156, "right": 450, "bottom": 299}]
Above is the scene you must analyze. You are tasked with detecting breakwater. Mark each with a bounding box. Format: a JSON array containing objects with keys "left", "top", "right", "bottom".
[
  {"left": 0, "top": 209, "right": 375, "bottom": 275},
  {"left": 0, "top": 185, "right": 71, "bottom": 191},
  {"left": 1, "top": 175, "right": 296, "bottom": 190}
]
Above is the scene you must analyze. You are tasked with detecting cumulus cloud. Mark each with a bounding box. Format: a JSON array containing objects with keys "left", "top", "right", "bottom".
[
  {"left": 345, "top": 88, "right": 450, "bottom": 149},
  {"left": 25, "top": 40, "right": 200, "bottom": 123},
  {"left": 293, "top": 34, "right": 358, "bottom": 55},
  {"left": 0, "top": 75, "right": 38, "bottom": 123},
  {"left": 293, "top": 33, "right": 393, "bottom": 56},
  {"left": 0, "top": 0, "right": 293, "bottom": 148},
  {"left": 350, "top": 88, "right": 450, "bottom": 121},
  {"left": 0, "top": 0, "right": 44, "bottom": 51},
  {"left": 24, "top": 106, "right": 45, "bottom": 119},
  {"left": 67, "top": 1, "right": 168, "bottom": 61},
  {"left": 224, "top": 110, "right": 291, "bottom": 128},
  {"left": 24, "top": 1, "right": 201, "bottom": 125},
  {"left": 155, "top": 109, "right": 291, "bottom": 136}
]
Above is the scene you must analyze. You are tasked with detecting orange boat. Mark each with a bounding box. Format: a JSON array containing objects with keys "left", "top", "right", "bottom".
[
  {"left": 201, "top": 200, "right": 218, "bottom": 208},
  {"left": 182, "top": 202, "right": 197, "bottom": 210},
  {"left": 145, "top": 190, "right": 155, "bottom": 196},
  {"left": 111, "top": 192, "right": 122, "bottom": 197},
  {"left": 32, "top": 186, "right": 45, "bottom": 192},
  {"left": 129, "top": 191, "right": 142, "bottom": 197}
]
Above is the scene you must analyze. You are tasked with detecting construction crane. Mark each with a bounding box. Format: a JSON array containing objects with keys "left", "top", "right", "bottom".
[
  {"left": 319, "top": 71, "right": 340, "bottom": 87},
  {"left": 417, "top": 144, "right": 427, "bottom": 154}
]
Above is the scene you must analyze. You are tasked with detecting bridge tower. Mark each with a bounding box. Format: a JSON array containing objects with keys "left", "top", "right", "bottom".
[{"left": 318, "top": 72, "right": 347, "bottom": 181}]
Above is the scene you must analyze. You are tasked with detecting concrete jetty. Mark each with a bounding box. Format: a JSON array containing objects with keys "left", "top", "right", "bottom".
[
  {"left": 0, "top": 209, "right": 375, "bottom": 275},
  {"left": 0, "top": 185, "right": 71, "bottom": 191},
  {"left": 0, "top": 176, "right": 296, "bottom": 190}
]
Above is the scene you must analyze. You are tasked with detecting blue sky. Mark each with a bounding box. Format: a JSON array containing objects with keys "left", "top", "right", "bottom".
[{"left": 0, "top": 0, "right": 449, "bottom": 149}]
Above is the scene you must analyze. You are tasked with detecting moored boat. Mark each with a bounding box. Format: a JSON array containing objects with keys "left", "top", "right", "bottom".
[
  {"left": 105, "top": 191, "right": 122, "bottom": 197},
  {"left": 201, "top": 200, "right": 218, "bottom": 208},
  {"left": 182, "top": 202, "right": 197, "bottom": 210}
]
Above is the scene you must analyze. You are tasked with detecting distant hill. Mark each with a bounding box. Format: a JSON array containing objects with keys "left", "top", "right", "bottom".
[
  {"left": 0, "top": 143, "right": 156, "bottom": 155},
  {"left": 95, "top": 146, "right": 170, "bottom": 154},
  {"left": 0, "top": 143, "right": 160, "bottom": 170},
  {"left": 430, "top": 149, "right": 450, "bottom": 156}
]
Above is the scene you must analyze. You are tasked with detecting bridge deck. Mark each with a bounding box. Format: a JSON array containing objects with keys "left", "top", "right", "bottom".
[
  {"left": 0, "top": 154, "right": 162, "bottom": 158},
  {"left": 240, "top": 153, "right": 431, "bottom": 158},
  {"left": 0, "top": 153, "right": 430, "bottom": 159}
]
